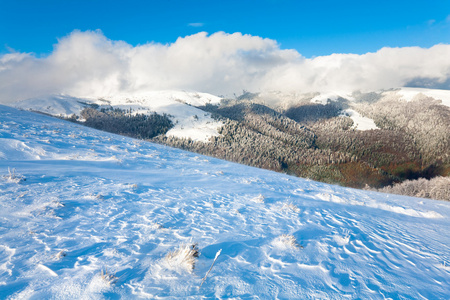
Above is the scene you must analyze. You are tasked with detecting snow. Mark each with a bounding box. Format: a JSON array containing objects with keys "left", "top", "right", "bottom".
[
  {"left": 307, "top": 88, "right": 450, "bottom": 110},
  {"left": 391, "top": 87, "right": 450, "bottom": 108},
  {"left": 310, "top": 94, "right": 380, "bottom": 131},
  {"left": 309, "top": 92, "right": 356, "bottom": 105},
  {"left": 14, "top": 95, "right": 89, "bottom": 117},
  {"left": 341, "top": 109, "right": 379, "bottom": 131},
  {"left": 1, "top": 105, "right": 450, "bottom": 299},
  {"left": 310, "top": 93, "right": 341, "bottom": 105},
  {"left": 104, "top": 91, "right": 223, "bottom": 142},
  {"left": 14, "top": 90, "right": 223, "bottom": 142}
]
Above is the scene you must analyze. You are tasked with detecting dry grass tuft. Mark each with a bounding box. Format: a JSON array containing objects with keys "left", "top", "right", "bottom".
[
  {"left": 281, "top": 203, "right": 300, "bottom": 212},
  {"left": 152, "top": 222, "right": 163, "bottom": 229},
  {"left": 100, "top": 268, "right": 118, "bottom": 285},
  {"left": 252, "top": 194, "right": 265, "bottom": 203},
  {"left": 165, "top": 243, "right": 200, "bottom": 273},
  {"left": 55, "top": 250, "right": 67, "bottom": 259},
  {"left": 273, "top": 234, "right": 303, "bottom": 249},
  {"left": 3, "top": 167, "right": 25, "bottom": 183}
]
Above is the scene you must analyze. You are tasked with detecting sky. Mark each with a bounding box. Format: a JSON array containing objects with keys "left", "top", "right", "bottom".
[
  {"left": 0, "top": 0, "right": 449, "bottom": 101},
  {"left": 1, "top": 0, "right": 449, "bottom": 57}
]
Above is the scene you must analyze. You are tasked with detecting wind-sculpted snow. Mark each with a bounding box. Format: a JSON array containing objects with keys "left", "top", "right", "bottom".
[{"left": 0, "top": 105, "right": 449, "bottom": 299}]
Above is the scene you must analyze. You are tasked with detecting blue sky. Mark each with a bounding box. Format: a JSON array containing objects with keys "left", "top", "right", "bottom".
[{"left": 1, "top": 0, "right": 449, "bottom": 57}]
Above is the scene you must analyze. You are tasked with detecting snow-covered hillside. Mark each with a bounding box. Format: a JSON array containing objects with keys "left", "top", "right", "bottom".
[
  {"left": 14, "top": 91, "right": 223, "bottom": 142},
  {"left": 395, "top": 87, "right": 450, "bottom": 107},
  {"left": 13, "top": 88, "right": 450, "bottom": 140},
  {"left": 307, "top": 88, "right": 450, "bottom": 108},
  {"left": 1, "top": 105, "right": 450, "bottom": 299},
  {"left": 340, "top": 109, "right": 379, "bottom": 131},
  {"left": 309, "top": 87, "right": 450, "bottom": 131}
]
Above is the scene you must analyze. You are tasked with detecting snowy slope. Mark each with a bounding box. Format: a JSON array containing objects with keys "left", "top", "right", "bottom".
[
  {"left": 1, "top": 105, "right": 450, "bottom": 299},
  {"left": 14, "top": 95, "right": 91, "bottom": 117},
  {"left": 307, "top": 92, "right": 381, "bottom": 131},
  {"left": 307, "top": 88, "right": 450, "bottom": 108},
  {"left": 341, "top": 109, "right": 379, "bottom": 131},
  {"left": 395, "top": 87, "right": 450, "bottom": 107},
  {"left": 103, "top": 91, "right": 222, "bottom": 142},
  {"left": 306, "top": 88, "right": 450, "bottom": 131},
  {"left": 14, "top": 91, "right": 223, "bottom": 142}
]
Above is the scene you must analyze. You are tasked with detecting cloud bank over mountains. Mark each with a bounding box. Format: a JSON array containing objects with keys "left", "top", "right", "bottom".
[{"left": 1, "top": 30, "right": 450, "bottom": 103}]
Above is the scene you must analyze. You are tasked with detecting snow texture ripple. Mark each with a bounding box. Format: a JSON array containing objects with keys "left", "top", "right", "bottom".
[{"left": 0, "top": 105, "right": 449, "bottom": 299}]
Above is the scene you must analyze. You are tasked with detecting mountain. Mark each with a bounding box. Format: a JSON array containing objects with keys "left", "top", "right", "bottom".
[
  {"left": 1, "top": 105, "right": 449, "bottom": 298},
  {"left": 12, "top": 88, "right": 450, "bottom": 198},
  {"left": 14, "top": 91, "right": 223, "bottom": 142}
]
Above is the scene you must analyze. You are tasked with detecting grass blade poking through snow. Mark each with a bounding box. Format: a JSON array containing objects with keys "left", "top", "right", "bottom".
[
  {"left": 100, "top": 268, "right": 119, "bottom": 286},
  {"left": 165, "top": 243, "right": 200, "bottom": 273},
  {"left": 3, "top": 167, "right": 25, "bottom": 183},
  {"left": 200, "top": 249, "right": 222, "bottom": 288}
]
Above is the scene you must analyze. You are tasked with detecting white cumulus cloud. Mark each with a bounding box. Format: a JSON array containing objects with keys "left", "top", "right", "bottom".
[{"left": 0, "top": 30, "right": 449, "bottom": 104}]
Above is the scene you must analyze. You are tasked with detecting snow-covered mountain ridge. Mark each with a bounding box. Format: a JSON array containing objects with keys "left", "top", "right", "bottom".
[
  {"left": 11, "top": 87, "right": 450, "bottom": 196},
  {"left": 14, "top": 90, "right": 223, "bottom": 142},
  {"left": 1, "top": 105, "right": 449, "bottom": 298},
  {"left": 13, "top": 87, "right": 450, "bottom": 138}
]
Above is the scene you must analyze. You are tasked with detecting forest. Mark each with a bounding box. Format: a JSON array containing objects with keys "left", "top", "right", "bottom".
[{"left": 65, "top": 92, "right": 450, "bottom": 200}]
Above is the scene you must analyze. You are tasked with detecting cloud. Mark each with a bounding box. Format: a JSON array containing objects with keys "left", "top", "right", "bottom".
[
  {"left": 0, "top": 30, "right": 450, "bottom": 104},
  {"left": 188, "top": 23, "right": 204, "bottom": 27}
]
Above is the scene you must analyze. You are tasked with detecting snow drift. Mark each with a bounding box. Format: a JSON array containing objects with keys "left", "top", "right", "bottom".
[{"left": 1, "top": 105, "right": 449, "bottom": 298}]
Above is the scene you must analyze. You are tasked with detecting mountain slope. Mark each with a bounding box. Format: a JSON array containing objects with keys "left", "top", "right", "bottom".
[
  {"left": 14, "top": 91, "right": 223, "bottom": 142},
  {"left": 1, "top": 105, "right": 449, "bottom": 299},
  {"left": 12, "top": 88, "right": 450, "bottom": 195}
]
